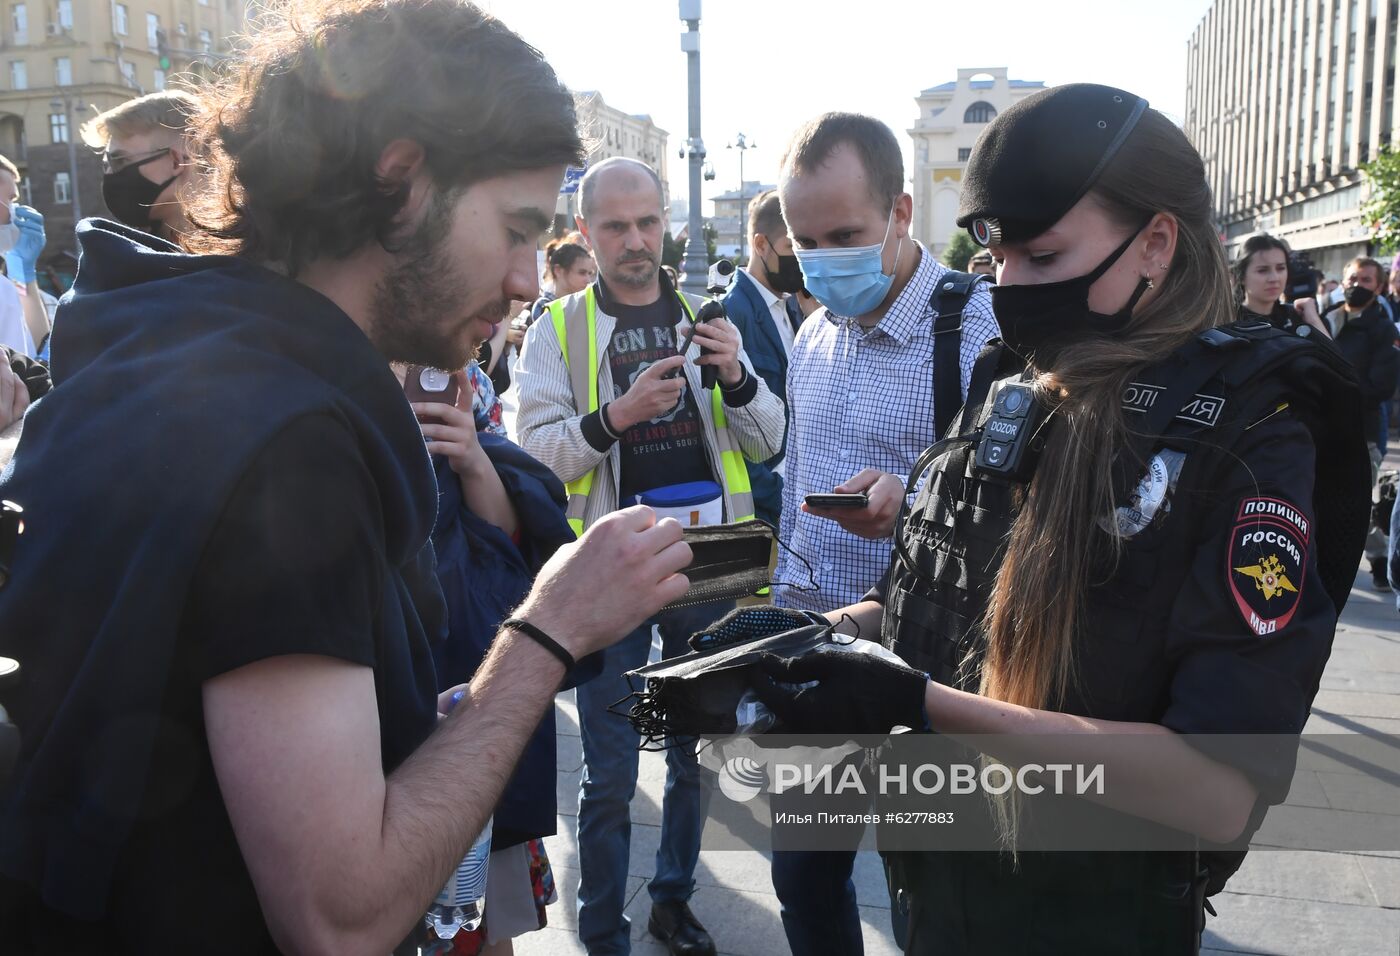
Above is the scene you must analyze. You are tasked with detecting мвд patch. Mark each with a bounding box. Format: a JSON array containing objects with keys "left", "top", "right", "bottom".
[{"left": 1228, "top": 496, "right": 1309, "bottom": 636}]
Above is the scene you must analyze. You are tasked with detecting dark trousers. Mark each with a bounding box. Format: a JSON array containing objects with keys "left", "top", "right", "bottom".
[
  {"left": 888, "top": 850, "right": 1207, "bottom": 955},
  {"left": 771, "top": 849, "right": 864, "bottom": 956},
  {"left": 768, "top": 748, "right": 874, "bottom": 956}
]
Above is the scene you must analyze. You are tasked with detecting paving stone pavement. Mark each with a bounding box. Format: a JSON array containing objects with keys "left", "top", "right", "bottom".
[{"left": 502, "top": 401, "right": 1400, "bottom": 956}]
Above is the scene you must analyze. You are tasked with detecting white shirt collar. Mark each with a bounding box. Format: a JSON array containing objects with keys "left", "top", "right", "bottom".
[{"left": 747, "top": 270, "right": 783, "bottom": 310}]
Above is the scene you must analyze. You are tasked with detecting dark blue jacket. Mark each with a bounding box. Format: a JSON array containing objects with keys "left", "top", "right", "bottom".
[
  {"left": 0, "top": 220, "right": 444, "bottom": 918},
  {"left": 721, "top": 270, "right": 799, "bottom": 524},
  {"left": 428, "top": 436, "right": 597, "bottom": 848}
]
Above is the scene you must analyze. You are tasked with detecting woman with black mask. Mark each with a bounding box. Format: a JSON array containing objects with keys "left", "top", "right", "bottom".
[
  {"left": 1233, "top": 234, "right": 1329, "bottom": 337},
  {"left": 748, "top": 84, "right": 1372, "bottom": 954}
]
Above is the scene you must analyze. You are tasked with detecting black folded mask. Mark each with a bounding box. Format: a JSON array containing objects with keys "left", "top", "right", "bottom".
[
  {"left": 666, "top": 519, "right": 776, "bottom": 609},
  {"left": 612, "top": 607, "right": 843, "bottom": 747}
]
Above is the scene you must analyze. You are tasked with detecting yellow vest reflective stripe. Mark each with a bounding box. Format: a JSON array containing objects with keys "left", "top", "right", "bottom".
[{"left": 548, "top": 286, "right": 754, "bottom": 537}]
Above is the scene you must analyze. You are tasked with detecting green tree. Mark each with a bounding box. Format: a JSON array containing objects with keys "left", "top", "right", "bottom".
[
  {"left": 1361, "top": 145, "right": 1400, "bottom": 255},
  {"left": 662, "top": 226, "right": 720, "bottom": 268},
  {"left": 941, "top": 230, "right": 979, "bottom": 270},
  {"left": 662, "top": 231, "right": 684, "bottom": 270}
]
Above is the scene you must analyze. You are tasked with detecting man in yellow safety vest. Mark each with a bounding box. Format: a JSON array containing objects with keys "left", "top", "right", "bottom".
[{"left": 515, "top": 157, "right": 785, "bottom": 956}]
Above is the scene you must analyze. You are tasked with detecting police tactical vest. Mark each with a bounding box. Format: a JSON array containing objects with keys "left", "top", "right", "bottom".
[
  {"left": 882, "top": 319, "right": 1370, "bottom": 720},
  {"left": 546, "top": 286, "right": 756, "bottom": 536}
]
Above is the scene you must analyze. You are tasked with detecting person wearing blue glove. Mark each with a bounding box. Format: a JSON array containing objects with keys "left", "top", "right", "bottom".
[{"left": 0, "top": 156, "right": 49, "bottom": 358}]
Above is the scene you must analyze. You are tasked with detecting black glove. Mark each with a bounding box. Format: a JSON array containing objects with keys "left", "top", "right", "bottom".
[
  {"left": 753, "top": 648, "right": 928, "bottom": 735},
  {"left": 687, "top": 604, "right": 827, "bottom": 653}
]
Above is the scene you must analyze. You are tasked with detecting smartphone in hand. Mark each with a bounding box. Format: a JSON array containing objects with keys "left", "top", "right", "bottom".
[{"left": 804, "top": 492, "right": 870, "bottom": 509}]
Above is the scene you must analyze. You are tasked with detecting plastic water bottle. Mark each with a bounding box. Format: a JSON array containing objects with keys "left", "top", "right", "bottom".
[{"left": 426, "top": 817, "right": 492, "bottom": 938}]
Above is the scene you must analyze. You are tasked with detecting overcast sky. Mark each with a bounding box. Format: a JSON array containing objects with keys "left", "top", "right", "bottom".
[{"left": 479, "top": 0, "right": 1217, "bottom": 213}]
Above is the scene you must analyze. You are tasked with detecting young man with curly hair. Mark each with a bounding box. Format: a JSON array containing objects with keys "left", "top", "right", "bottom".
[{"left": 0, "top": 2, "right": 693, "bottom": 953}]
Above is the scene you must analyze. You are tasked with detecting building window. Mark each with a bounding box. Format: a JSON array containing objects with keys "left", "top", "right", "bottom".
[
  {"left": 53, "top": 56, "right": 70, "bottom": 85},
  {"left": 10, "top": 3, "right": 25, "bottom": 43},
  {"left": 8, "top": 60, "right": 25, "bottom": 90},
  {"left": 48, "top": 111, "right": 67, "bottom": 144},
  {"left": 120, "top": 59, "right": 135, "bottom": 86},
  {"left": 958, "top": 147, "right": 972, "bottom": 162},
  {"left": 964, "top": 101, "right": 997, "bottom": 124},
  {"left": 146, "top": 12, "right": 159, "bottom": 49},
  {"left": 53, "top": 171, "right": 70, "bottom": 204},
  {"left": 198, "top": 28, "right": 211, "bottom": 53},
  {"left": 153, "top": 67, "right": 165, "bottom": 90},
  {"left": 56, "top": 0, "right": 70, "bottom": 28},
  {"left": 113, "top": 2, "right": 127, "bottom": 35}
]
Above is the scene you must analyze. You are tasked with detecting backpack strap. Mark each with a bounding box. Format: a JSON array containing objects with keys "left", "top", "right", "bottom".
[{"left": 930, "top": 270, "right": 990, "bottom": 440}]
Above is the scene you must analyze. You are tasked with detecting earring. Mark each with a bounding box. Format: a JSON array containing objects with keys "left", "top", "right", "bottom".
[{"left": 1145, "top": 277, "right": 1156, "bottom": 290}]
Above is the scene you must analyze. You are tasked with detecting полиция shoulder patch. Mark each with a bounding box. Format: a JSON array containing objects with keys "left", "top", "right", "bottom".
[{"left": 1228, "top": 496, "right": 1310, "bottom": 636}]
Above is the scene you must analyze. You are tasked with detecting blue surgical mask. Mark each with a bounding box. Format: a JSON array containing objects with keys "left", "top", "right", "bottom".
[{"left": 793, "top": 206, "right": 901, "bottom": 317}]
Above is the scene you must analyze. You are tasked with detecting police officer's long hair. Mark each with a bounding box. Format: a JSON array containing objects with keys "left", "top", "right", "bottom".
[{"left": 977, "top": 108, "right": 1235, "bottom": 715}]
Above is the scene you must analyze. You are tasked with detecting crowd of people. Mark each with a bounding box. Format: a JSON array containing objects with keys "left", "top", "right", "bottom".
[{"left": 0, "top": 1, "right": 1394, "bottom": 955}]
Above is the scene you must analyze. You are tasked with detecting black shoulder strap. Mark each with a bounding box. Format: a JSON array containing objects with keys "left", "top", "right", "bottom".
[
  {"left": 931, "top": 270, "right": 990, "bottom": 440},
  {"left": 1118, "top": 319, "right": 1371, "bottom": 615},
  {"left": 1111, "top": 327, "right": 1252, "bottom": 511}
]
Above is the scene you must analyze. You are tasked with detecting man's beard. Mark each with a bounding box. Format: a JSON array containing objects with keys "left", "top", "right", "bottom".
[
  {"left": 610, "top": 251, "right": 659, "bottom": 289},
  {"left": 369, "top": 191, "right": 505, "bottom": 370}
]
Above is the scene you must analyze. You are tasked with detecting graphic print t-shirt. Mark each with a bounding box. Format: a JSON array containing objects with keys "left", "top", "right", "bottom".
[{"left": 605, "top": 289, "right": 714, "bottom": 506}]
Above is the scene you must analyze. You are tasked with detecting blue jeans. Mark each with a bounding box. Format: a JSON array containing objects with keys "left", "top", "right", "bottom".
[{"left": 575, "top": 600, "right": 732, "bottom": 955}]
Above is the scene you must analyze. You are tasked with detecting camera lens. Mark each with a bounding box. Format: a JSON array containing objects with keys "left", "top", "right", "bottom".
[{"left": 419, "top": 368, "right": 450, "bottom": 392}]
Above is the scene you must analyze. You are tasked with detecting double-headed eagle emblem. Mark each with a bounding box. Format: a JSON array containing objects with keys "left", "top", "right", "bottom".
[{"left": 1234, "top": 554, "right": 1298, "bottom": 602}]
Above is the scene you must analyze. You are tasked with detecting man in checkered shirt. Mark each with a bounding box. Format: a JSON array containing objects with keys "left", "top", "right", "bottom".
[{"left": 768, "top": 112, "right": 999, "bottom": 956}]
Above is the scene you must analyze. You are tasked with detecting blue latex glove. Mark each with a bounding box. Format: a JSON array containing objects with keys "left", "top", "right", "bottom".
[{"left": 4, "top": 205, "right": 45, "bottom": 286}]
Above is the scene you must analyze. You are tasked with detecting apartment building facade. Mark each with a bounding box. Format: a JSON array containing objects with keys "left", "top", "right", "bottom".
[
  {"left": 1186, "top": 0, "right": 1399, "bottom": 275},
  {"left": 0, "top": 0, "right": 244, "bottom": 278}
]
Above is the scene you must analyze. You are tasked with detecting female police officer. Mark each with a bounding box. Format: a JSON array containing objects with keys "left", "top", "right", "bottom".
[{"left": 753, "top": 84, "right": 1370, "bottom": 954}]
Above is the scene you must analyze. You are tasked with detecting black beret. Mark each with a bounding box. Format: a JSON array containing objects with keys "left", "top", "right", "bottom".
[{"left": 956, "top": 83, "right": 1149, "bottom": 246}]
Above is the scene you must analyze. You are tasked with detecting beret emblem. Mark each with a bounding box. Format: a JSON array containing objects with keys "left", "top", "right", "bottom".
[{"left": 971, "top": 217, "right": 1002, "bottom": 247}]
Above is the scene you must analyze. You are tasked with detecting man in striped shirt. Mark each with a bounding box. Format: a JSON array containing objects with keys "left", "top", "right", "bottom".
[{"left": 770, "top": 112, "right": 999, "bottom": 955}]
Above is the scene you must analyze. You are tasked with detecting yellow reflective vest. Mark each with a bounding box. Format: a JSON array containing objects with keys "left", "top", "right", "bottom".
[{"left": 546, "top": 286, "right": 756, "bottom": 537}]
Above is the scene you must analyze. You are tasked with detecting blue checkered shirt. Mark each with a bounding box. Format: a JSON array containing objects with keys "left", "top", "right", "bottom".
[{"left": 773, "top": 245, "right": 1000, "bottom": 612}]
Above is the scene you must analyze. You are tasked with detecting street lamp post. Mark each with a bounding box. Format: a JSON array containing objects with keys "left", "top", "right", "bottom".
[
  {"left": 728, "top": 132, "right": 755, "bottom": 263},
  {"left": 50, "top": 93, "right": 82, "bottom": 220},
  {"left": 678, "top": 0, "right": 707, "bottom": 295}
]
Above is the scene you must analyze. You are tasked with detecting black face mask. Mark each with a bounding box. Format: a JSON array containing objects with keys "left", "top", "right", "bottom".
[
  {"left": 989, "top": 227, "right": 1151, "bottom": 362},
  {"left": 1344, "top": 284, "right": 1377, "bottom": 309},
  {"left": 102, "top": 150, "right": 177, "bottom": 232},
  {"left": 759, "top": 239, "right": 806, "bottom": 295}
]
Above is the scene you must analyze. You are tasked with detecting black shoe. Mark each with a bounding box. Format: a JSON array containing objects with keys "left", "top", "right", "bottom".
[
  {"left": 648, "top": 900, "right": 716, "bottom": 956},
  {"left": 1371, "top": 557, "right": 1392, "bottom": 592}
]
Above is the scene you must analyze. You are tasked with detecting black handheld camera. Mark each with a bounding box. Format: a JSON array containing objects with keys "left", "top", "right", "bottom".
[
  {"left": 1284, "top": 250, "right": 1320, "bottom": 302},
  {"left": 675, "top": 259, "right": 736, "bottom": 389}
]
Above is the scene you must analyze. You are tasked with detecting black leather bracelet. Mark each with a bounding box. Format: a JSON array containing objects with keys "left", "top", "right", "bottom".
[{"left": 502, "top": 617, "right": 576, "bottom": 671}]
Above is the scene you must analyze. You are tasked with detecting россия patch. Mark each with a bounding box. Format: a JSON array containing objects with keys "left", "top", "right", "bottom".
[{"left": 1228, "top": 496, "right": 1310, "bottom": 636}]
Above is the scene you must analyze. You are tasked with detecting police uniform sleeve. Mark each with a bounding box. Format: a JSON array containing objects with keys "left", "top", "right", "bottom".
[
  {"left": 1159, "top": 408, "right": 1333, "bottom": 800},
  {"left": 182, "top": 414, "right": 383, "bottom": 680}
]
